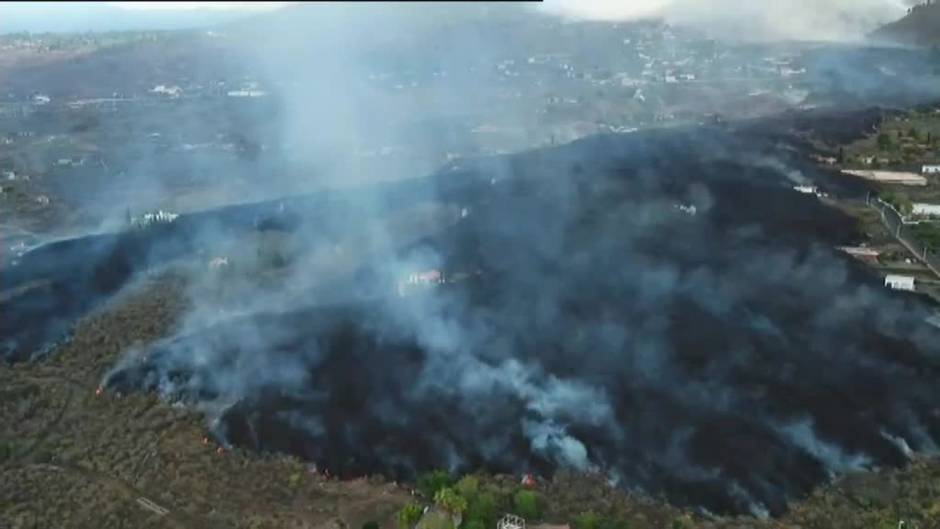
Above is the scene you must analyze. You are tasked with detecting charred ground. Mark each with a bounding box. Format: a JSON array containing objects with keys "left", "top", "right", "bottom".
[{"left": 5, "top": 110, "right": 940, "bottom": 524}]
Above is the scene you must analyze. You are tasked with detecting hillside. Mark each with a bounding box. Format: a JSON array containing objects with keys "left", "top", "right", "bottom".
[{"left": 872, "top": 1, "right": 940, "bottom": 46}]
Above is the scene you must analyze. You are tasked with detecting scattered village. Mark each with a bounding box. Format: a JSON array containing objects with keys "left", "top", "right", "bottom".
[
  {"left": 0, "top": 23, "right": 841, "bottom": 251},
  {"left": 800, "top": 107, "right": 940, "bottom": 306},
  {"left": 5, "top": 9, "right": 940, "bottom": 529}
]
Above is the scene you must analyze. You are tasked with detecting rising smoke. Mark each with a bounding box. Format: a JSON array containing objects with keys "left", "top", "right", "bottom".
[
  {"left": 3, "top": 1, "right": 940, "bottom": 519},
  {"left": 102, "top": 123, "right": 940, "bottom": 516},
  {"left": 543, "top": 0, "right": 918, "bottom": 42}
]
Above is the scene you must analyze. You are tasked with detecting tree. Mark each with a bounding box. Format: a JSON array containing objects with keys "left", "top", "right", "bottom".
[
  {"left": 573, "top": 511, "right": 601, "bottom": 529},
  {"left": 418, "top": 470, "right": 454, "bottom": 499},
  {"left": 363, "top": 522, "right": 380, "bottom": 529},
  {"left": 434, "top": 487, "right": 468, "bottom": 517},
  {"left": 455, "top": 476, "right": 480, "bottom": 499},
  {"left": 463, "top": 520, "right": 486, "bottom": 529},
  {"left": 465, "top": 490, "right": 498, "bottom": 529},
  {"left": 513, "top": 490, "right": 540, "bottom": 520},
  {"left": 397, "top": 503, "right": 424, "bottom": 529},
  {"left": 877, "top": 132, "right": 894, "bottom": 150},
  {"left": 599, "top": 518, "right": 631, "bottom": 529}
]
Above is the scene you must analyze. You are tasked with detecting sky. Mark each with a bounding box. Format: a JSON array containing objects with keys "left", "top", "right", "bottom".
[
  {"left": 543, "top": 0, "right": 918, "bottom": 41},
  {"left": 106, "top": 2, "right": 292, "bottom": 11},
  {"left": 0, "top": 1, "right": 292, "bottom": 33},
  {"left": 0, "top": 0, "right": 921, "bottom": 40}
]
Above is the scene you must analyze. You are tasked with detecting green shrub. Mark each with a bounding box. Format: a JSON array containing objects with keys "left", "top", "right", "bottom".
[
  {"left": 456, "top": 476, "right": 480, "bottom": 499},
  {"left": 363, "top": 521, "right": 380, "bottom": 529},
  {"left": 463, "top": 520, "right": 485, "bottom": 529},
  {"left": 465, "top": 490, "right": 498, "bottom": 529},
  {"left": 418, "top": 470, "right": 454, "bottom": 498},
  {"left": 512, "top": 490, "right": 540, "bottom": 520},
  {"left": 434, "top": 487, "right": 468, "bottom": 516},
  {"left": 0, "top": 440, "right": 14, "bottom": 461},
  {"left": 599, "top": 518, "right": 631, "bottom": 529},
  {"left": 397, "top": 503, "right": 424, "bottom": 529},
  {"left": 573, "top": 511, "right": 601, "bottom": 529}
]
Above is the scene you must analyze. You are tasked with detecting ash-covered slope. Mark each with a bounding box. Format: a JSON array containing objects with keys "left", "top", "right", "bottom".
[
  {"left": 99, "top": 124, "right": 940, "bottom": 517},
  {"left": 872, "top": 2, "right": 940, "bottom": 46}
]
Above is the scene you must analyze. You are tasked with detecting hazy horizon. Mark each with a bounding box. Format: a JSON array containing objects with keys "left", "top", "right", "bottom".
[{"left": 0, "top": 1, "right": 924, "bottom": 41}]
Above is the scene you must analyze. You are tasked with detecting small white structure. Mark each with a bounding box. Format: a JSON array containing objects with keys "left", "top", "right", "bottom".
[
  {"left": 842, "top": 170, "right": 927, "bottom": 186},
  {"left": 912, "top": 203, "right": 940, "bottom": 217},
  {"left": 885, "top": 274, "right": 915, "bottom": 292},
  {"left": 32, "top": 94, "right": 51, "bottom": 105},
  {"left": 151, "top": 85, "right": 182, "bottom": 97},
  {"left": 793, "top": 185, "right": 818, "bottom": 195},
  {"left": 407, "top": 270, "right": 444, "bottom": 286},
  {"left": 227, "top": 89, "right": 267, "bottom": 98},
  {"left": 922, "top": 165, "right": 940, "bottom": 175},
  {"left": 208, "top": 256, "right": 230, "bottom": 271},
  {"left": 498, "top": 514, "right": 526, "bottom": 529},
  {"left": 131, "top": 210, "right": 178, "bottom": 229},
  {"left": 675, "top": 203, "right": 697, "bottom": 216}
]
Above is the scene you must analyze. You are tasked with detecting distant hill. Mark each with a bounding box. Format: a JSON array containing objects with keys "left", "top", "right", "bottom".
[
  {"left": 0, "top": 2, "right": 259, "bottom": 34},
  {"left": 871, "top": 1, "right": 940, "bottom": 46}
]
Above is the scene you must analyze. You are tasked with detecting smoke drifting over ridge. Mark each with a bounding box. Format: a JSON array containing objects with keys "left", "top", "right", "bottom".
[
  {"left": 4, "top": 1, "right": 940, "bottom": 520},
  {"left": 52, "top": 2, "right": 940, "bottom": 518},
  {"left": 101, "top": 122, "right": 940, "bottom": 516},
  {"left": 543, "top": 0, "right": 917, "bottom": 42}
]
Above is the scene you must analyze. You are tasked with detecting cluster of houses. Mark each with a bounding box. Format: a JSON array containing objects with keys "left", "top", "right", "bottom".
[
  {"left": 397, "top": 269, "right": 445, "bottom": 297},
  {"left": 129, "top": 210, "right": 179, "bottom": 229},
  {"left": 793, "top": 184, "right": 829, "bottom": 199},
  {"left": 150, "top": 84, "right": 183, "bottom": 98}
]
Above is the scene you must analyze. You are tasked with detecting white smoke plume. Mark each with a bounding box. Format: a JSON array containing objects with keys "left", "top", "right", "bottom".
[{"left": 542, "top": 0, "right": 918, "bottom": 42}]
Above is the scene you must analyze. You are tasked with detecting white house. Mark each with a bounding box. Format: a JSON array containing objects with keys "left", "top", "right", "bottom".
[
  {"left": 227, "top": 89, "right": 267, "bottom": 98},
  {"left": 150, "top": 85, "right": 182, "bottom": 97},
  {"left": 885, "top": 274, "right": 916, "bottom": 292},
  {"left": 912, "top": 203, "right": 940, "bottom": 217},
  {"left": 922, "top": 165, "right": 940, "bottom": 175},
  {"left": 32, "top": 94, "right": 51, "bottom": 105}
]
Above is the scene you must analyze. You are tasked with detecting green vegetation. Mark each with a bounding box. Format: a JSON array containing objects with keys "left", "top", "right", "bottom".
[
  {"left": 463, "top": 520, "right": 486, "bottom": 529},
  {"left": 463, "top": 486, "right": 498, "bottom": 529},
  {"left": 911, "top": 223, "right": 940, "bottom": 252},
  {"left": 512, "top": 490, "right": 540, "bottom": 519},
  {"left": 417, "top": 509, "right": 457, "bottom": 529},
  {"left": 418, "top": 470, "right": 455, "bottom": 499},
  {"left": 880, "top": 191, "right": 914, "bottom": 215},
  {"left": 844, "top": 108, "right": 940, "bottom": 168},
  {"left": 455, "top": 476, "right": 480, "bottom": 498},
  {"left": 877, "top": 132, "right": 895, "bottom": 150},
  {"left": 363, "top": 521, "right": 381, "bottom": 529},
  {"left": 397, "top": 503, "right": 424, "bottom": 529},
  {"left": 0, "top": 440, "right": 18, "bottom": 462},
  {"left": 434, "top": 488, "right": 468, "bottom": 517},
  {"left": 573, "top": 511, "right": 602, "bottom": 529}
]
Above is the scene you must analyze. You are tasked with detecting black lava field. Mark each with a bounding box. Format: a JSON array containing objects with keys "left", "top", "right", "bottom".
[{"left": 6, "top": 119, "right": 940, "bottom": 516}]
